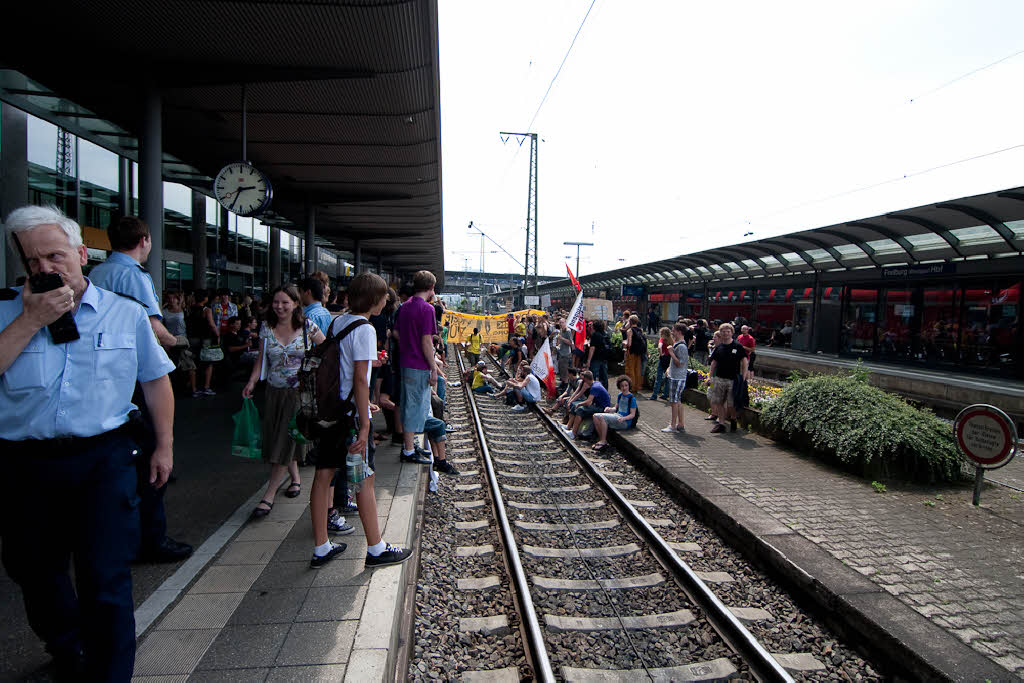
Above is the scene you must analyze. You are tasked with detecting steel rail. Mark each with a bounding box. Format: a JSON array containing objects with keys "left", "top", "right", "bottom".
[
  {"left": 484, "top": 352, "right": 794, "bottom": 683},
  {"left": 454, "top": 349, "right": 556, "bottom": 683}
]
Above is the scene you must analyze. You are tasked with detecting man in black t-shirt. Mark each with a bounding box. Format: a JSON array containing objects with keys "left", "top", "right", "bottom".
[
  {"left": 708, "top": 322, "right": 748, "bottom": 433},
  {"left": 694, "top": 319, "right": 710, "bottom": 364},
  {"left": 585, "top": 320, "right": 611, "bottom": 388}
]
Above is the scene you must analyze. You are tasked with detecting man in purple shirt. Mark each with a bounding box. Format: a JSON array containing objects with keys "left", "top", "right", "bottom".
[{"left": 395, "top": 271, "right": 456, "bottom": 474}]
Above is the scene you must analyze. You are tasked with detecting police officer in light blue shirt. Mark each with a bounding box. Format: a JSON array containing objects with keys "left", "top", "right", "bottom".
[
  {"left": 0, "top": 205, "right": 176, "bottom": 681},
  {"left": 299, "top": 275, "right": 332, "bottom": 338},
  {"left": 90, "top": 216, "right": 193, "bottom": 565}
]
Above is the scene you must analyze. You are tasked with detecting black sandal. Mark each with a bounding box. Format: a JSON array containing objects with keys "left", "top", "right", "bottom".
[
  {"left": 284, "top": 482, "right": 301, "bottom": 498},
  {"left": 251, "top": 500, "right": 274, "bottom": 519}
]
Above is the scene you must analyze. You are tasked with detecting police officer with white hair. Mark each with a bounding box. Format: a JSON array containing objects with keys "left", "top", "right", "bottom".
[{"left": 0, "top": 205, "right": 175, "bottom": 681}]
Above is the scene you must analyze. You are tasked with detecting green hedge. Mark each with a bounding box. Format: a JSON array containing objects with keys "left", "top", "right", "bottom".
[{"left": 760, "top": 368, "right": 964, "bottom": 483}]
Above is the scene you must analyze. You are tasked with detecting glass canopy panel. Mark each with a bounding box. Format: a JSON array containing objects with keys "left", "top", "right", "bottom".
[
  {"left": 741, "top": 259, "right": 761, "bottom": 270},
  {"left": 805, "top": 248, "right": 830, "bottom": 262},
  {"left": 865, "top": 238, "right": 903, "bottom": 254},
  {"left": 834, "top": 244, "right": 866, "bottom": 256},
  {"left": 904, "top": 233, "right": 949, "bottom": 249},
  {"left": 1007, "top": 219, "right": 1024, "bottom": 238},
  {"left": 723, "top": 262, "right": 744, "bottom": 273},
  {"left": 950, "top": 224, "right": 1001, "bottom": 245},
  {"left": 708, "top": 264, "right": 727, "bottom": 274},
  {"left": 780, "top": 253, "right": 806, "bottom": 265},
  {"left": 759, "top": 255, "right": 782, "bottom": 267}
]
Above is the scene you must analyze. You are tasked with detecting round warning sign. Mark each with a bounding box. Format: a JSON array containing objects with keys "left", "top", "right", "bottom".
[{"left": 954, "top": 404, "right": 1017, "bottom": 470}]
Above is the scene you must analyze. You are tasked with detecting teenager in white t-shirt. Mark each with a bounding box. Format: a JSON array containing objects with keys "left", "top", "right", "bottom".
[{"left": 309, "top": 273, "right": 413, "bottom": 569}]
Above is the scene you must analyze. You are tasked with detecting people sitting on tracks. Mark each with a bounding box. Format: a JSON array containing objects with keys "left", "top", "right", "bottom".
[
  {"left": 499, "top": 337, "right": 526, "bottom": 373},
  {"left": 561, "top": 370, "right": 612, "bottom": 441},
  {"left": 471, "top": 360, "right": 499, "bottom": 393},
  {"left": 545, "top": 367, "right": 580, "bottom": 415},
  {"left": 495, "top": 360, "right": 541, "bottom": 411},
  {"left": 591, "top": 375, "right": 639, "bottom": 452}
]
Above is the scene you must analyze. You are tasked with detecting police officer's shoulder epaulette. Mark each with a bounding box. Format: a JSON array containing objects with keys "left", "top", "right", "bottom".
[
  {"left": 113, "top": 291, "right": 150, "bottom": 309},
  {"left": 0, "top": 288, "right": 18, "bottom": 301}
]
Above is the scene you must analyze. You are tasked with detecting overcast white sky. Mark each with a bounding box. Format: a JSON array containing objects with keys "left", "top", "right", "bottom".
[{"left": 438, "top": 0, "right": 1024, "bottom": 280}]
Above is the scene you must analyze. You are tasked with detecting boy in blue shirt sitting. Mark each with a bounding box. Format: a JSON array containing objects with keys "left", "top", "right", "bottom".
[{"left": 591, "top": 375, "right": 638, "bottom": 452}]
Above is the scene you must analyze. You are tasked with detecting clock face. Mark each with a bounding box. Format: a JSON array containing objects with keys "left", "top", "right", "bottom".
[{"left": 213, "top": 162, "right": 273, "bottom": 217}]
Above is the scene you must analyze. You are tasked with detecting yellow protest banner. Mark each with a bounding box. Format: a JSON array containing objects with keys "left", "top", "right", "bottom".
[{"left": 442, "top": 309, "right": 546, "bottom": 345}]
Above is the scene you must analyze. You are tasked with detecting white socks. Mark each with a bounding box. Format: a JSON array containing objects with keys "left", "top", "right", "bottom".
[
  {"left": 367, "top": 540, "right": 387, "bottom": 556},
  {"left": 314, "top": 541, "right": 335, "bottom": 557}
]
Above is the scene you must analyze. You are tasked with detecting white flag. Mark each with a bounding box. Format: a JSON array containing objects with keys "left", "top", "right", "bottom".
[
  {"left": 567, "top": 291, "right": 586, "bottom": 349},
  {"left": 530, "top": 338, "right": 557, "bottom": 398}
]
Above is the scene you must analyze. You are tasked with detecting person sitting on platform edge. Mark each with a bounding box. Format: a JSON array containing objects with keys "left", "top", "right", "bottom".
[
  {"left": 0, "top": 204, "right": 177, "bottom": 681},
  {"left": 88, "top": 214, "right": 193, "bottom": 564},
  {"left": 561, "top": 370, "right": 612, "bottom": 440},
  {"left": 591, "top": 374, "right": 639, "bottom": 451}
]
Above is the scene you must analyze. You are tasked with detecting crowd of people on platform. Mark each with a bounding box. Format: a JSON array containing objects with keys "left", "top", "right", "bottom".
[{"left": 0, "top": 204, "right": 468, "bottom": 678}]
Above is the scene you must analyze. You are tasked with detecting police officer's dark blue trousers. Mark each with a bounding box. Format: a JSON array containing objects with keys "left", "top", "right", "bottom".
[
  {"left": 132, "top": 385, "right": 168, "bottom": 551},
  {"left": 0, "top": 432, "right": 140, "bottom": 682}
]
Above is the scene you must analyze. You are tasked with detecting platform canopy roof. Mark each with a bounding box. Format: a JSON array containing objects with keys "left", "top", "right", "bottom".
[
  {"left": 0, "top": 0, "right": 444, "bottom": 278},
  {"left": 532, "top": 186, "right": 1024, "bottom": 297}
]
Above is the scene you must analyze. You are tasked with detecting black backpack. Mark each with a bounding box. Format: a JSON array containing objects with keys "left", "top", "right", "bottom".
[
  {"left": 629, "top": 327, "right": 646, "bottom": 354},
  {"left": 296, "top": 319, "right": 370, "bottom": 439}
]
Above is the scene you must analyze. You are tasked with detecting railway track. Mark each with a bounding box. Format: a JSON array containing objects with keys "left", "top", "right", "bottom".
[{"left": 450, "top": 350, "right": 809, "bottom": 682}]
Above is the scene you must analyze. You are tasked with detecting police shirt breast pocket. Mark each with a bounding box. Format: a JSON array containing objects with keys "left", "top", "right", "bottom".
[
  {"left": 94, "top": 332, "right": 137, "bottom": 382},
  {"left": 3, "top": 337, "right": 47, "bottom": 391}
]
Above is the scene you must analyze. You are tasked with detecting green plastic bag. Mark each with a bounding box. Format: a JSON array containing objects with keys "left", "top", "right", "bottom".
[
  {"left": 287, "top": 412, "right": 308, "bottom": 445},
  {"left": 231, "top": 398, "right": 262, "bottom": 459}
]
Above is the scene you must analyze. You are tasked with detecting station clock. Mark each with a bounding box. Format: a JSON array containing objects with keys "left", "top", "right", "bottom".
[{"left": 213, "top": 162, "right": 273, "bottom": 217}]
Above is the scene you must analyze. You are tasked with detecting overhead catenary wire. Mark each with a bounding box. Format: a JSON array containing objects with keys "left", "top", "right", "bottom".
[{"left": 496, "top": 0, "right": 600, "bottom": 179}]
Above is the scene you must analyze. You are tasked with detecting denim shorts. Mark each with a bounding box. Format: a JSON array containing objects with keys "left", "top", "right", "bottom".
[
  {"left": 400, "top": 367, "right": 431, "bottom": 433},
  {"left": 424, "top": 415, "right": 448, "bottom": 443},
  {"left": 593, "top": 413, "right": 630, "bottom": 431}
]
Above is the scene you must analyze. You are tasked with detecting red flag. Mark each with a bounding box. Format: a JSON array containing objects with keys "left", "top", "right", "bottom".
[{"left": 566, "top": 263, "right": 581, "bottom": 293}]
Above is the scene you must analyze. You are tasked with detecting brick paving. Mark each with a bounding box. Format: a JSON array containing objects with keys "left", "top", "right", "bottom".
[{"left": 618, "top": 397, "right": 1024, "bottom": 678}]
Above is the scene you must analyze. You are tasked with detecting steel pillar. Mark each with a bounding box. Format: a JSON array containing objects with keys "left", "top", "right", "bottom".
[
  {"left": 139, "top": 88, "right": 164, "bottom": 301},
  {"left": 269, "top": 227, "right": 281, "bottom": 288},
  {"left": 525, "top": 133, "right": 538, "bottom": 295},
  {"left": 118, "top": 158, "right": 130, "bottom": 216},
  {"left": 191, "top": 190, "right": 207, "bottom": 290},
  {"left": 305, "top": 204, "right": 316, "bottom": 275},
  {"left": 354, "top": 239, "right": 362, "bottom": 274}
]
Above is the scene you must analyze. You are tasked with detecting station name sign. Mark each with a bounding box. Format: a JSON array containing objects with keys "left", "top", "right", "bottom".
[{"left": 881, "top": 263, "right": 956, "bottom": 278}]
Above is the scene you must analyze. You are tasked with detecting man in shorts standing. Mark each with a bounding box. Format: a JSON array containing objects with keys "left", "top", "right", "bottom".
[
  {"left": 310, "top": 273, "right": 412, "bottom": 568},
  {"left": 662, "top": 323, "right": 690, "bottom": 433},
  {"left": 708, "top": 323, "right": 748, "bottom": 433},
  {"left": 396, "top": 271, "right": 457, "bottom": 474}
]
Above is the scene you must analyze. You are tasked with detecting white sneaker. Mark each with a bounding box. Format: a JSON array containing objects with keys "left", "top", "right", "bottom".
[
  {"left": 661, "top": 426, "right": 676, "bottom": 433},
  {"left": 510, "top": 405, "right": 526, "bottom": 412},
  {"left": 566, "top": 432, "right": 576, "bottom": 440}
]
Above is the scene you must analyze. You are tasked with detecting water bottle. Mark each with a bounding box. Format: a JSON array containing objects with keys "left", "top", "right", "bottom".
[{"left": 347, "top": 451, "right": 365, "bottom": 486}]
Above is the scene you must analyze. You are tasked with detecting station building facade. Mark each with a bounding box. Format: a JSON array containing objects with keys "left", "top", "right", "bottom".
[
  {"left": 2, "top": 102, "right": 357, "bottom": 295},
  {"left": 537, "top": 187, "right": 1024, "bottom": 379}
]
